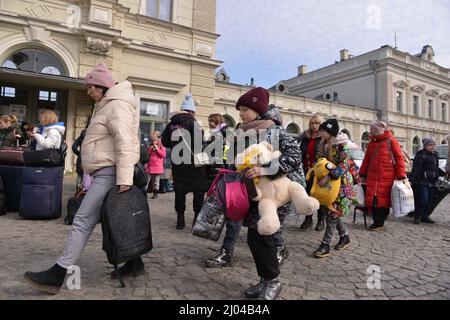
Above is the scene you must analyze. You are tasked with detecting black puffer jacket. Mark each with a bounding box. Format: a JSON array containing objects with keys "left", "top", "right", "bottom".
[
  {"left": 230, "top": 105, "right": 305, "bottom": 230},
  {"left": 410, "top": 149, "right": 441, "bottom": 186},
  {"left": 162, "top": 112, "right": 208, "bottom": 194}
]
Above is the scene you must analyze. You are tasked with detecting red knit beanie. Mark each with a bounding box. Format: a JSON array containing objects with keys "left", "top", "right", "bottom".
[
  {"left": 235, "top": 87, "right": 270, "bottom": 114},
  {"left": 84, "top": 62, "right": 116, "bottom": 89}
]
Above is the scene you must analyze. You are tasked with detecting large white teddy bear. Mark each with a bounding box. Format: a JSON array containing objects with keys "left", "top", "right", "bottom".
[{"left": 235, "top": 142, "right": 320, "bottom": 236}]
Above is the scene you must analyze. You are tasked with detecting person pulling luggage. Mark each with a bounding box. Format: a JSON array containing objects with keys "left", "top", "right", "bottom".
[{"left": 24, "top": 62, "right": 143, "bottom": 294}]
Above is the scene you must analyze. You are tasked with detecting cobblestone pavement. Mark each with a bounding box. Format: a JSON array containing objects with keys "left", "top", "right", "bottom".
[{"left": 1, "top": 176, "right": 450, "bottom": 300}]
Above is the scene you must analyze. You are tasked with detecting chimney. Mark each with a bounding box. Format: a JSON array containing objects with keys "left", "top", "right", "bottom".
[
  {"left": 298, "top": 65, "right": 308, "bottom": 76},
  {"left": 340, "top": 49, "right": 350, "bottom": 62}
]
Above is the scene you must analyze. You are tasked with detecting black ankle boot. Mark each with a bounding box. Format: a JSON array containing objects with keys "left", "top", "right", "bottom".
[
  {"left": 421, "top": 216, "right": 435, "bottom": 224},
  {"left": 205, "top": 248, "right": 233, "bottom": 268},
  {"left": 414, "top": 213, "right": 421, "bottom": 225},
  {"left": 334, "top": 235, "right": 350, "bottom": 251},
  {"left": 299, "top": 216, "right": 313, "bottom": 231},
  {"left": 24, "top": 264, "right": 67, "bottom": 295},
  {"left": 152, "top": 192, "right": 158, "bottom": 199},
  {"left": 313, "top": 243, "right": 330, "bottom": 258},
  {"left": 111, "top": 257, "right": 145, "bottom": 280},
  {"left": 315, "top": 219, "right": 325, "bottom": 232},
  {"left": 244, "top": 278, "right": 267, "bottom": 299},
  {"left": 176, "top": 212, "right": 185, "bottom": 230}
]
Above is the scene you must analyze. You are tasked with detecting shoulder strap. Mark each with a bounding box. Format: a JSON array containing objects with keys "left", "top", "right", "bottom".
[{"left": 387, "top": 138, "right": 396, "bottom": 166}]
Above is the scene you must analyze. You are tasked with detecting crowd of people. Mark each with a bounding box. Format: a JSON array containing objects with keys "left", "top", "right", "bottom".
[{"left": 12, "top": 63, "right": 449, "bottom": 300}]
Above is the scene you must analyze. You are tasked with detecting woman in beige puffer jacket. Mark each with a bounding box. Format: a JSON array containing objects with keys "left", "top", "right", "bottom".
[{"left": 24, "top": 63, "right": 143, "bottom": 295}]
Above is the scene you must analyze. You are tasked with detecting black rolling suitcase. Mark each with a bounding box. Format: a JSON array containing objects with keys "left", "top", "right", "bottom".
[
  {"left": 429, "top": 178, "right": 450, "bottom": 216},
  {"left": 0, "top": 165, "right": 24, "bottom": 212},
  {"left": 19, "top": 166, "right": 64, "bottom": 219},
  {"left": 0, "top": 176, "right": 7, "bottom": 216}
]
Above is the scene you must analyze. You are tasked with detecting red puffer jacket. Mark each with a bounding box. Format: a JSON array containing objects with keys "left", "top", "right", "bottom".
[{"left": 359, "top": 131, "right": 406, "bottom": 208}]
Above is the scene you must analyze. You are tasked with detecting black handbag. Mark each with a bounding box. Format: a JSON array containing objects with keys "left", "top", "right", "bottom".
[
  {"left": 23, "top": 148, "right": 63, "bottom": 167},
  {"left": 133, "top": 162, "right": 148, "bottom": 189}
]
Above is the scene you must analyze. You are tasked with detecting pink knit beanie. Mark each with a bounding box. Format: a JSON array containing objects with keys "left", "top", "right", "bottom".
[{"left": 84, "top": 62, "right": 116, "bottom": 89}]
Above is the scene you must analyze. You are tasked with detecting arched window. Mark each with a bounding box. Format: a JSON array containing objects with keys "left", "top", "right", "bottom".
[
  {"left": 340, "top": 129, "right": 352, "bottom": 141},
  {"left": 361, "top": 132, "right": 370, "bottom": 151},
  {"left": 1, "top": 48, "right": 66, "bottom": 76},
  {"left": 286, "top": 123, "right": 300, "bottom": 138},
  {"left": 222, "top": 114, "right": 236, "bottom": 130},
  {"left": 412, "top": 136, "right": 421, "bottom": 156}
]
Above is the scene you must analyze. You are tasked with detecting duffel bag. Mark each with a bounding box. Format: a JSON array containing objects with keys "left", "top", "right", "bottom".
[
  {"left": 0, "top": 147, "right": 26, "bottom": 166},
  {"left": 23, "top": 148, "right": 62, "bottom": 167}
]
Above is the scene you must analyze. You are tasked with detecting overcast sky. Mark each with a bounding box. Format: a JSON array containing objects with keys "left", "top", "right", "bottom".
[{"left": 216, "top": 0, "right": 450, "bottom": 88}]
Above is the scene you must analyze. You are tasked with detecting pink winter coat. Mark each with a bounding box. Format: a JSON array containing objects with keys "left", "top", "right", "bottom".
[{"left": 145, "top": 141, "right": 166, "bottom": 175}]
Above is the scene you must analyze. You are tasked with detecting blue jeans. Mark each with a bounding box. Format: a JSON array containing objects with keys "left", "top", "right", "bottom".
[
  {"left": 416, "top": 184, "right": 435, "bottom": 219},
  {"left": 222, "top": 217, "right": 242, "bottom": 253}
]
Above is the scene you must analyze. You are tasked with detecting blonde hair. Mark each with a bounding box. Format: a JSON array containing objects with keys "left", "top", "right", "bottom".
[
  {"left": 308, "top": 115, "right": 324, "bottom": 135},
  {"left": 40, "top": 110, "right": 58, "bottom": 127},
  {"left": 9, "top": 115, "right": 18, "bottom": 124},
  {"left": 208, "top": 114, "right": 223, "bottom": 127},
  {"left": 0, "top": 115, "right": 12, "bottom": 124}
]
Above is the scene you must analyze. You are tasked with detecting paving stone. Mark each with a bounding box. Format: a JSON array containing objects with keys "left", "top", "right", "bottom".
[{"left": 1, "top": 176, "right": 449, "bottom": 300}]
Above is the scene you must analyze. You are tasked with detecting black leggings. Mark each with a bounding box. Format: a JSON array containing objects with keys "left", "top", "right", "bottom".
[
  {"left": 174, "top": 191, "right": 205, "bottom": 214},
  {"left": 247, "top": 228, "right": 280, "bottom": 280}
]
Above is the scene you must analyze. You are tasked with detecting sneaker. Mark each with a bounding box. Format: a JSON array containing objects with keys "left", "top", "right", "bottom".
[
  {"left": 262, "top": 278, "right": 282, "bottom": 300},
  {"left": 205, "top": 249, "right": 233, "bottom": 268},
  {"left": 152, "top": 192, "right": 158, "bottom": 199},
  {"left": 24, "top": 264, "right": 67, "bottom": 295},
  {"left": 334, "top": 235, "right": 350, "bottom": 251},
  {"left": 111, "top": 257, "right": 145, "bottom": 280},
  {"left": 276, "top": 246, "right": 289, "bottom": 265},
  {"left": 313, "top": 243, "right": 330, "bottom": 258}
]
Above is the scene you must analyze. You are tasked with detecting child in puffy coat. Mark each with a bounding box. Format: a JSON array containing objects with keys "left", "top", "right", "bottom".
[
  {"left": 146, "top": 131, "right": 166, "bottom": 199},
  {"left": 410, "top": 138, "right": 443, "bottom": 224}
]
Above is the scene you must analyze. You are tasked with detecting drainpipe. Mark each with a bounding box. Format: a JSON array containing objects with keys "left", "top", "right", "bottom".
[{"left": 369, "top": 60, "right": 382, "bottom": 120}]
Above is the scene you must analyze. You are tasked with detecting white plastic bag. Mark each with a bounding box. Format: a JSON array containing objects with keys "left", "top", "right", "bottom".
[
  {"left": 355, "top": 184, "right": 365, "bottom": 208},
  {"left": 391, "top": 179, "right": 415, "bottom": 218}
]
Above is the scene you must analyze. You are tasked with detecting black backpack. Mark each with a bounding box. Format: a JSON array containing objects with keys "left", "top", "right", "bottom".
[{"left": 101, "top": 186, "right": 153, "bottom": 287}]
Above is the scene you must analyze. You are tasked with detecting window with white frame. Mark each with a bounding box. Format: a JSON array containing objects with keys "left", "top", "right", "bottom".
[
  {"left": 139, "top": 99, "right": 169, "bottom": 137},
  {"left": 413, "top": 95, "right": 419, "bottom": 116},
  {"left": 396, "top": 91, "right": 403, "bottom": 112},
  {"left": 428, "top": 99, "right": 434, "bottom": 119},
  {"left": 1, "top": 86, "right": 15, "bottom": 97},
  {"left": 144, "top": 0, "right": 172, "bottom": 21}
]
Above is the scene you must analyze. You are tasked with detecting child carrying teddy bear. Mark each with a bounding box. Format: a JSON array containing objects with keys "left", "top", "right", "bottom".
[{"left": 313, "top": 119, "right": 353, "bottom": 258}]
